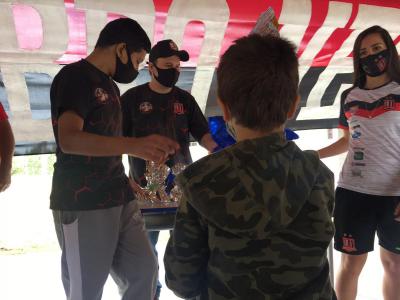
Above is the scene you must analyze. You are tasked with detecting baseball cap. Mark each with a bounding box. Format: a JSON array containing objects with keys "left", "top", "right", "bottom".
[{"left": 149, "top": 39, "right": 189, "bottom": 63}]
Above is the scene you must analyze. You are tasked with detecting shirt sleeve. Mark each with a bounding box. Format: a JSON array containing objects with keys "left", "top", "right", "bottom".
[
  {"left": 338, "top": 89, "right": 351, "bottom": 129},
  {"left": 0, "top": 103, "right": 8, "bottom": 121},
  {"left": 186, "top": 93, "right": 210, "bottom": 142},
  {"left": 164, "top": 196, "right": 209, "bottom": 299},
  {"left": 51, "top": 67, "right": 93, "bottom": 121}
]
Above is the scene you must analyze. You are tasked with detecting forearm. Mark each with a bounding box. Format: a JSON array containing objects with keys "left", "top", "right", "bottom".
[
  {"left": 200, "top": 133, "right": 218, "bottom": 152},
  {"left": 318, "top": 138, "right": 348, "bottom": 158},
  {"left": 164, "top": 239, "right": 205, "bottom": 299},
  {"left": 58, "top": 111, "right": 179, "bottom": 161},
  {"left": 164, "top": 199, "right": 208, "bottom": 298},
  {"left": 317, "top": 130, "right": 349, "bottom": 159},
  {"left": 59, "top": 130, "right": 132, "bottom": 156},
  {"left": 308, "top": 167, "right": 335, "bottom": 239}
]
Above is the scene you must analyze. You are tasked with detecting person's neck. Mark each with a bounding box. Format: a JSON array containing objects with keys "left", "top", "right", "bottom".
[
  {"left": 85, "top": 49, "right": 113, "bottom": 77},
  {"left": 234, "top": 123, "right": 284, "bottom": 142},
  {"left": 364, "top": 73, "right": 391, "bottom": 89},
  {"left": 149, "top": 79, "right": 173, "bottom": 94}
]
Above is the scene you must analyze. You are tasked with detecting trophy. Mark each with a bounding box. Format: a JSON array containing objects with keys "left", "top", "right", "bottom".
[
  {"left": 139, "top": 113, "right": 188, "bottom": 203},
  {"left": 251, "top": 7, "right": 279, "bottom": 37}
]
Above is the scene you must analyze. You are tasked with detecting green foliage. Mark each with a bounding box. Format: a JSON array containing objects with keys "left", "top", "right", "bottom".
[
  {"left": 26, "top": 156, "right": 42, "bottom": 175},
  {"left": 11, "top": 165, "right": 24, "bottom": 175},
  {"left": 47, "top": 155, "right": 56, "bottom": 174},
  {"left": 11, "top": 154, "right": 56, "bottom": 176}
]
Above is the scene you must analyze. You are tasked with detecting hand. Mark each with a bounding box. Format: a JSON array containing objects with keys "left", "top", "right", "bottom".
[
  {"left": 394, "top": 202, "right": 400, "bottom": 222},
  {"left": 0, "top": 165, "right": 11, "bottom": 192},
  {"left": 129, "top": 179, "right": 149, "bottom": 199},
  {"left": 128, "top": 134, "right": 180, "bottom": 164},
  {"left": 200, "top": 133, "right": 218, "bottom": 153}
]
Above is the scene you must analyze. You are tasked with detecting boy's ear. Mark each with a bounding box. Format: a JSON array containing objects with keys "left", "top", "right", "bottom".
[
  {"left": 217, "top": 97, "right": 231, "bottom": 122},
  {"left": 148, "top": 62, "right": 157, "bottom": 78},
  {"left": 287, "top": 94, "right": 301, "bottom": 119}
]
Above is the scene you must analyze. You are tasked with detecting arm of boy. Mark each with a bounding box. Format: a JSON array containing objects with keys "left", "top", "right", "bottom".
[
  {"left": 306, "top": 163, "right": 335, "bottom": 237},
  {"left": 164, "top": 196, "right": 209, "bottom": 299}
]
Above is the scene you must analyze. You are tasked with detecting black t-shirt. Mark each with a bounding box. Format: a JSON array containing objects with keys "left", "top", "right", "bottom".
[
  {"left": 121, "top": 83, "right": 209, "bottom": 186},
  {"left": 50, "top": 59, "right": 133, "bottom": 210}
]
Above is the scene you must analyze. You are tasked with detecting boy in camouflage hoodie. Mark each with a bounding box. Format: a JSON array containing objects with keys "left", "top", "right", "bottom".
[{"left": 164, "top": 34, "right": 335, "bottom": 300}]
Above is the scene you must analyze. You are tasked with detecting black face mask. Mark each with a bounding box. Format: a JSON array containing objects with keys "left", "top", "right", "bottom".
[
  {"left": 154, "top": 66, "right": 179, "bottom": 87},
  {"left": 360, "top": 49, "right": 389, "bottom": 77},
  {"left": 112, "top": 48, "right": 138, "bottom": 84}
]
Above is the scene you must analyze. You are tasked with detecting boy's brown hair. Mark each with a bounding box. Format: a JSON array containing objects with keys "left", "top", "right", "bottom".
[{"left": 217, "top": 34, "right": 299, "bottom": 131}]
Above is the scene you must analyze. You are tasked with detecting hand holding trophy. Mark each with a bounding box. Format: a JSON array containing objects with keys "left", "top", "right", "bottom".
[{"left": 139, "top": 120, "right": 188, "bottom": 204}]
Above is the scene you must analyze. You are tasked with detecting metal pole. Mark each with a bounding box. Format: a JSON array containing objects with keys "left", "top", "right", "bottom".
[{"left": 328, "top": 240, "right": 334, "bottom": 287}]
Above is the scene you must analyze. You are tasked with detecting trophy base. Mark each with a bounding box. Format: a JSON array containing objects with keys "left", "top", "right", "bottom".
[{"left": 137, "top": 199, "right": 179, "bottom": 210}]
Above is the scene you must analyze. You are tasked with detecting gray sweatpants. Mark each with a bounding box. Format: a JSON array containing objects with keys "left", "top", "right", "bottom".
[{"left": 53, "top": 201, "right": 157, "bottom": 300}]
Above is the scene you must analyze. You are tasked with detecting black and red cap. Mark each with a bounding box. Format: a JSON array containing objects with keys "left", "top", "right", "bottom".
[{"left": 149, "top": 39, "right": 189, "bottom": 63}]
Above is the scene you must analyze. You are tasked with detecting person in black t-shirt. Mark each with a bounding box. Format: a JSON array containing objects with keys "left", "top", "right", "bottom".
[
  {"left": 121, "top": 39, "right": 217, "bottom": 299},
  {"left": 50, "top": 19, "right": 179, "bottom": 300}
]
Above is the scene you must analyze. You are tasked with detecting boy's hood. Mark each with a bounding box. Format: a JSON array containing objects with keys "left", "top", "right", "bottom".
[{"left": 176, "top": 133, "right": 322, "bottom": 239}]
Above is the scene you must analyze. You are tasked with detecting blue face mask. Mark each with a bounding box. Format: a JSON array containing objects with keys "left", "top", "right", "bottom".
[{"left": 360, "top": 49, "right": 389, "bottom": 77}]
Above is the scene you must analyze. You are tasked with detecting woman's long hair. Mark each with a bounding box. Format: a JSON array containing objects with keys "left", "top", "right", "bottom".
[{"left": 353, "top": 25, "right": 400, "bottom": 88}]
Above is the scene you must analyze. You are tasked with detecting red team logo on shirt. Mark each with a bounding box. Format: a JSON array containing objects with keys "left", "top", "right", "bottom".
[
  {"left": 376, "top": 56, "right": 387, "bottom": 72},
  {"left": 169, "top": 41, "right": 178, "bottom": 51},
  {"left": 174, "top": 103, "right": 185, "bottom": 115},
  {"left": 139, "top": 102, "right": 153, "bottom": 114},
  {"left": 94, "top": 88, "right": 109, "bottom": 103},
  {"left": 349, "top": 105, "right": 359, "bottom": 115},
  {"left": 384, "top": 98, "right": 395, "bottom": 110},
  {"left": 342, "top": 234, "right": 357, "bottom": 252}
]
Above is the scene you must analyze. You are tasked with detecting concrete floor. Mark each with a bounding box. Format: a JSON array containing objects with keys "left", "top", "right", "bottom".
[{"left": 0, "top": 130, "right": 387, "bottom": 299}]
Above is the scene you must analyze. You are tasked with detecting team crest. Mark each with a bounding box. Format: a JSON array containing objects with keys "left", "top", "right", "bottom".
[
  {"left": 384, "top": 98, "right": 395, "bottom": 110},
  {"left": 139, "top": 102, "right": 153, "bottom": 114},
  {"left": 174, "top": 102, "right": 185, "bottom": 115},
  {"left": 169, "top": 41, "right": 178, "bottom": 51},
  {"left": 342, "top": 234, "right": 357, "bottom": 252},
  {"left": 94, "top": 88, "right": 109, "bottom": 103},
  {"left": 376, "top": 55, "right": 387, "bottom": 72},
  {"left": 349, "top": 105, "right": 359, "bottom": 115}
]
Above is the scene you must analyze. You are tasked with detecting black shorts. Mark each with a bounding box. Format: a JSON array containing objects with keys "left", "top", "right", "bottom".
[{"left": 334, "top": 187, "right": 400, "bottom": 255}]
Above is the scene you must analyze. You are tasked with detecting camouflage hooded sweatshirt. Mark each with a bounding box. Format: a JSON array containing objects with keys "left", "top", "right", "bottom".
[{"left": 164, "top": 133, "right": 335, "bottom": 300}]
